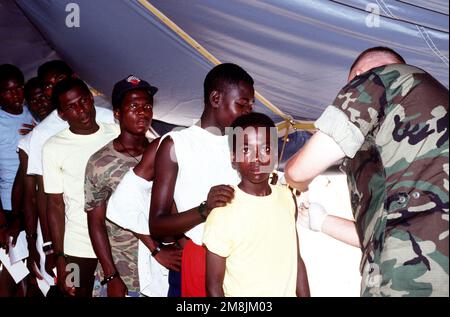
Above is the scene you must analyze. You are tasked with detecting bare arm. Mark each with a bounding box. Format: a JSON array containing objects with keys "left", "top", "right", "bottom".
[
  {"left": 36, "top": 175, "right": 51, "bottom": 243},
  {"left": 47, "top": 193, "right": 65, "bottom": 258},
  {"left": 87, "top": 202, "right": 117, "bottom": 277},
  {"left": 19, "top": 151, "right": 38, "bottom": 243},
  {"left": 134, "top": 232, "right": 182, "bottom": 271},
  {"left": 11, "top": 152, "right": 25, "bottom": 218},
  {"left": 0, "top": 198, "right": 8, "bottom": 250},
  {"left": 133, "top": 138, "right": 160, "bottom": 181},
  {"left": 293, "top": 194, "right": 310, "bottom": 297},
  {"left": 322, "top": 215, "right": 360, "bottom": 248},
  {"left": 17, "top": 150, "right": 43, "bottom": 278},
  {"left": 206, "top": 249, "right": 225, "bottom": 297},
  {"left": 35, "top": 175, "right": 56, "bottom": 277},
  {"left": 149, "top": 137, "right": 207, "bottom": 240},
  {"left": 47, "top": 193, "right": 74, "bottom": 295},
  {"left": 285, "top": 131, "right": 345, "bottom": 191},
  {"left": 296, "top": 249, "right": 310, "bottom": 297},
  {"left": 150, "top": 137, "right": 235, "bottom": 240},
  {"left": 300, "top": 202, "right": 361, "bottom": 248},
  {"left": 9, "top": 150, "right": 25, "bottom": 247},
  {"left": 87, "top": 201, "right": 127, "bottom": 297}
]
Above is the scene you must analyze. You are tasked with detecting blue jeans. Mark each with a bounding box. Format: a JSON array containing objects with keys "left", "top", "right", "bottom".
[{"left": 167, "top": 270, "right": 181, "bottom": 297}]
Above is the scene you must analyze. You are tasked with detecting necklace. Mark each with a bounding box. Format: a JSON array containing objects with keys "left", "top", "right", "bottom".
[{"left": 116, "top": 139, "right": 141, "bottom": 163}]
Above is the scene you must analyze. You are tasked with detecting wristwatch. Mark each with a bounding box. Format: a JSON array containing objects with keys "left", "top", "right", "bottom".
[{"left": 198, "top": 201, "right": 207, "bottom": 221}]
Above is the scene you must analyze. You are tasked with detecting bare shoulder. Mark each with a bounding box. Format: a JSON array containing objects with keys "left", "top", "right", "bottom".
[
  {"left": 142, "top": 137, "right": 162, "bottom": 160},
  {"left": 155, "top": 136, "right": 177, "bottom": 165}
]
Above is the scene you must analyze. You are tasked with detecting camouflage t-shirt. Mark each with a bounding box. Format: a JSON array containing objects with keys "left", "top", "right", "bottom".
[
  {"left": 85, "top": 140, "right": 143, "bottom": 294},
  {"left": 315, "top": 64, "right": 448, "bottom": 296}
]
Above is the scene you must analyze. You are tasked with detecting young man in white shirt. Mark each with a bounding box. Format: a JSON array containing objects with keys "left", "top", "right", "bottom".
[{"left": 42, "top": 78, "right": 119, "bottom": 297}]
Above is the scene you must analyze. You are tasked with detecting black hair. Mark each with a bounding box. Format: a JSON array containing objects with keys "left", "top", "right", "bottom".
[
  {"left": 350, "top": 46, "right": 405, "bottom": 73},
  {"left": 51, "top": 77, "right": 92, "bottom": 111},
  {"left": 0, "top": 64, "right": 24, "bottom": 86},
  {"left": 37, "top": 60, "right": 74, "bottom": 80},
  {"left": 227, "top": 112, "right": 277, "bottom": 153},
  {"left": 203, "top": 63, "right": 254, "bottom": 105},
  {"left": 24, "top": 77, "right": 43, "bottom": 101},
  {"left": 231, "top": 112, "right": 275, "bottom": 130}
]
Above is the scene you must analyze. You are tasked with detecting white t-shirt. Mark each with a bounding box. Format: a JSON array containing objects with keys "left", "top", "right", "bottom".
[
  {"left": 107, "top": 168, "right": 169, "bottom": 297},
  {"left": 27, "top": 106, "right": 115, "bottom": 176},
  {"left": 0, "top": 107, "right": 34, "bottom": 210},
  {"left": 42, "top": 122, "right": 120, "bottom": 258},
  {"left": 17, "top": 132, "right": 32, "bottom": 155},
  {"left": 166, "top": 125, "right": 240, "bottom": 245}
]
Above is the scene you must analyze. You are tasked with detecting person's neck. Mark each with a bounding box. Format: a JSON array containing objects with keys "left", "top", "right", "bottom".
[
  {"left": 238, "top": 181, "right": 272, "bottom": 197},
  {"left": 200, "top": 108, "right": 224, "bottom": 136},
  {"left": 114, "top": 131, "right": 148, "bottom": 156},
  {"left": 1, "top": 105, "right": 23, "bottom": 115},
  {"left": 70, "top": 123, "right": 100, "bottom": 135}
]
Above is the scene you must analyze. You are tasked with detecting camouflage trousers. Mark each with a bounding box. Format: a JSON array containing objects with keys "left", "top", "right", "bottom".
[{"left": 361, "top": 228, "right": 449, "bottom": 297}]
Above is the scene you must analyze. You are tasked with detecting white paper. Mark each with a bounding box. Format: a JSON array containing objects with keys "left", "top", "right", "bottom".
[
  {"left": 0, "top": 248, "right": 29, "bottom": 283},
  {"left": 36, "top": 221, "right": 55, "bottom": 286},
  {"left": 36, "top": 277, "right": 51, "bottom": 296},
  {"left": 33, "top": 262, "right": 51, "bottom": 296},
  {"left": 8, "top": 231, "right": 29, "bottom": 264}
]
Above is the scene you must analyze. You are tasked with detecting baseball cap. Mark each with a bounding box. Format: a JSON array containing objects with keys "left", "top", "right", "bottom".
[{"left": 112, "top": 75, "right": 158, "bottom": 109}]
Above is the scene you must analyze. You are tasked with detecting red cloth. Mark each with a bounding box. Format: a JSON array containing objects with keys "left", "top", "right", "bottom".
[{"left": 181, "top": 239, "right": 206, "bottom": 297}]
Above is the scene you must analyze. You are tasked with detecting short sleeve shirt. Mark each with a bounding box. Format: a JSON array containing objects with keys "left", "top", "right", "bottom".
[
  {"left": 0, "top": 107, "right": 33, "bottom": 210},
  {"left": 84, "top": 140, "right": 143, "bottom": 292}
]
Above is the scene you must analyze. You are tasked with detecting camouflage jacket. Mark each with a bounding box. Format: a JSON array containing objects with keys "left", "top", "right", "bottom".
[{"left": 316, "top": 64, "right": 448, "bottom": 296}]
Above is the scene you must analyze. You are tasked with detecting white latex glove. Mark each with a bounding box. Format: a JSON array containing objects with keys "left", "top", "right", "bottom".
[{"left": 298, "top": 202, "right": 328, "bottom": 232}]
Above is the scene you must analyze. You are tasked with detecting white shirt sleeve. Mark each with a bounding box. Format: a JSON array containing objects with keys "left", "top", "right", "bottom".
[
  {"left": 42, "top": 142, "right": 63, "bottom": 194},
  {"left": 94, "top": 106, "right": 115, "bottom": 124},
  {"left": 17, "top": 133, "right": 32, "bottom": 155},
  {"left": 27, "top": 128, "right": 46, "bottom": 176}
]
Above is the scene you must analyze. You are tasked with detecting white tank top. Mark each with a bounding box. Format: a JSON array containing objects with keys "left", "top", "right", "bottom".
[{"left": 165, "top": 125, "right": 240, "bottom": 244}]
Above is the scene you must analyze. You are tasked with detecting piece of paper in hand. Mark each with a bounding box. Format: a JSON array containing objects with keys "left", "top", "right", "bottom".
[
  {"left": 34, "top": 263, "right": 50, "bottom": 296},
  {"left": 8, "top": 231, "right": 29, "bottom": 264},
  {"left": 36, "top": 221, "right": 55, "bottom": 286},
  {"left": 0, "top": 248, "right": 29, "bottom": 283}
]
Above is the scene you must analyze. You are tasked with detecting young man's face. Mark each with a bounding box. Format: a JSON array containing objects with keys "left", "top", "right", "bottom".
[
  {"left": 233, "top": 126, "right": 276, "bottom": 185},
  {"left": 41, "top": 70, "right": 69, "bottom": 98},
  {"left": 58, "top": 86, "right": 97, "bottom": 134},
  {"left": 26, "top": 86, "right": 53, "bottom": 120},
  {"left": 216, "top": 80, "right": 254, "bottom": 128},
  {"left": 0, "top": 79, "right": 24, "bottom": 114},
  {"left": 115, "top": 90, "right": 153, "bottom": 135}
]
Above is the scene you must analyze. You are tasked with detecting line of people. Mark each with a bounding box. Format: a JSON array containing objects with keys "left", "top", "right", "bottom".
[{"left": 0, "top": 45, "right": 448, "bottom": 297}]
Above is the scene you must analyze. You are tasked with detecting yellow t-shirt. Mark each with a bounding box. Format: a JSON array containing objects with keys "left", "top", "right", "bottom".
[
  {"left": 203, "top": 184, "right": 298, "bottom": 297},
  {"left": 42, "top": 123, "right": 120, "bottom": 258}
]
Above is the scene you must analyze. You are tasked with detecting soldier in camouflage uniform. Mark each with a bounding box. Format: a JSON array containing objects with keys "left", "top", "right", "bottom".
[{"left": 286, "top": 47, "right": 448, "bottom": 297}]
